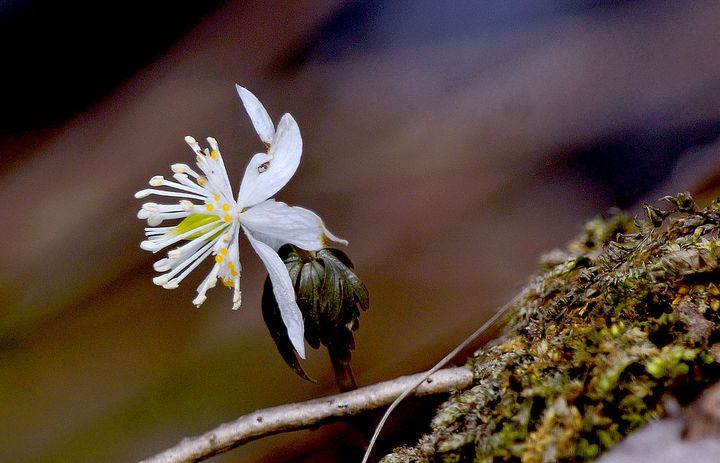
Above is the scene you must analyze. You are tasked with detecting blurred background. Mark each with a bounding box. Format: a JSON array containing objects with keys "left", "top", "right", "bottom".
[{"left": 2, "top": 0, "right": 720, "bottom": 461}]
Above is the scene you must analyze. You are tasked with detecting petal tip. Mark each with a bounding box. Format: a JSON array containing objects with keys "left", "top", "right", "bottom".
[
  {"left": 236, "top": 85, "right": 275, "bottom": 145},
  {"left": 295, "top": 341, "right": 306, "bottom": 359}
]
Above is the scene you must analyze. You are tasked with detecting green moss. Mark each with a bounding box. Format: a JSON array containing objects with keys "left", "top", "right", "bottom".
[{"left": 383, "top": 193, "right": 720, "bottom": 462}]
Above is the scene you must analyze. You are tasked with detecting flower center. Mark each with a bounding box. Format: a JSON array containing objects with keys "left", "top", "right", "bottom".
[{"left": 174, "top": 214, "right": 225, "bottom": 240}]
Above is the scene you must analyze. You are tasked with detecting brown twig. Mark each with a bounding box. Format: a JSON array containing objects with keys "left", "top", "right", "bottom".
[{"left": 139, "top": 366, "right": 473, "bottom": 463}]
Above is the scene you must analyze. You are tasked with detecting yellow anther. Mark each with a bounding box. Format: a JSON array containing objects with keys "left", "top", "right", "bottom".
[
  {"left": 230, "top": 269, "right": 238, "bottom": 277},
  {"left": 222, "top": 203, "right": 230, "bottom": 212},
  {"left": 197, "top": 176, "right": 208, "bottom": 187},
  {"left": 228, "top": 261, "right": 235, "bottom": 271},
  {"left": 214, "top": 255, "right": 224, "bottom": 264},
  {"left": 213, "top": 194, "right": 220, "bottom": 202},
  {"left": 221, "top": 278, "right": 234, "bottom": 288},
  {"left": 210, "top": 150, "right": 218, "bottom": 160},
  {"left": 206, "top": 204, "right": 215, "bottom": 211},
  {"left": 220, "top": 248, "right": 228, "bottom": 256},
  {"left": 224, "top": 214, "right": 232, "bottom": 223}
]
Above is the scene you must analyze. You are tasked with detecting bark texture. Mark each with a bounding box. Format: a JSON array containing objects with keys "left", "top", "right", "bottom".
[{"left": 383, "top": 193, "right": 720, "bottom": 462}]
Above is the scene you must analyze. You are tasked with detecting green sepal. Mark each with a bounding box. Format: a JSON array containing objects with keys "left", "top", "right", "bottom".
[
  {"left": 319, "top": 249, "right": 369, "bottom": 325},
  {"left": 261, "top": 244, "right": 369, "bottom": 387},
  {"left": 298, "top": 260, "right": 323, "bottom": 349},
  {"left": 319, "top": 252, "right": 344, "bottom": 336}
]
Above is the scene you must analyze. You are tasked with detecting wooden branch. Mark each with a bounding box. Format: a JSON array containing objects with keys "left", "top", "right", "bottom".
[{"left": 140, "top": 366, "right": 473, "bottom": 463}]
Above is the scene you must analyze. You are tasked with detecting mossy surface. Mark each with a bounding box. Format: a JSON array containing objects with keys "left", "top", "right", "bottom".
[{"left": 383, "top": 193, "right": 720, "bottom": 463}]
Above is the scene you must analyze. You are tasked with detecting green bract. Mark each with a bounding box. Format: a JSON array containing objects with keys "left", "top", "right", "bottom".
[{"left": 261, "top": 244, "right": 369, "bottom": 390}]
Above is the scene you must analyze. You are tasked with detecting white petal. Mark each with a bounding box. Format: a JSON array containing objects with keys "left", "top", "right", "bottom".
[
  {"left": 228, "top": 226, "right": 242, "bottom": 310},
  {"left": 236, "top": 85, "right": 275, "bottom": 145},
  {"left": 190, "top": 142, "right": 236, "bottom": 202},
  {"left": 236, "top": 114, "right": 302, "bottom": 208},
  {"left": 242, "top": 229, "right": 285, "bottom": 252},
  {"left": 243, "top": 226, "right": 305, "bottom": 358},
  {"left": 206, "top": 137, "right": 234, "bottom": 196},
  {"left": 240, "top": 199, "right": 346, "bottom": 251}
]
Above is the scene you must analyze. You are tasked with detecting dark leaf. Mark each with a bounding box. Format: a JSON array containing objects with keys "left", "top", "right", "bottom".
[
  {"left": 642, "top": 204, "right": 669, "bottom": 227},
  {"left": 320, "top": 257, "right": 345, "bottom": 329},
  {"left": 660, "top": 192, "right": 696, "bottom": 212},
  {"left": 321, "top": 249, "right": 370, "bottom": 313},
  {"left": 260, "top": 276, "right": 315, "bottom": 383},
  {"left": 298, "top": 260, "right": 324, "bottom": 349},
  {"left": 323, "top": 247, "right": 355, "bottom": 268},
  {"left": 261, "top": 244, "right": 369, "bottom": 389}
]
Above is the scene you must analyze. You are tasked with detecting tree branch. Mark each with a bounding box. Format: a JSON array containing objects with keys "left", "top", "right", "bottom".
[{"left": 140, "top": 366, "right": 473, "bottom": 463}]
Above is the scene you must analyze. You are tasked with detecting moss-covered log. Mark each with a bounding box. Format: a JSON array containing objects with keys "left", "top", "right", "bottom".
[{"left": 383, "top": 193, "right": 720, "bottom": 462}]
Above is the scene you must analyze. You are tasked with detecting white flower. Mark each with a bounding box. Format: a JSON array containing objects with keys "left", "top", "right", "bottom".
[{"left": 135, "top": 85, "right": 347, "bottom": 357}]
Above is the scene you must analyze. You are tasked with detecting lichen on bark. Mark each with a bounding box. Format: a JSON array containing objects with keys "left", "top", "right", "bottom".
[{"left": 383, "top": 193, "right": 720, "bottom": 462}]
